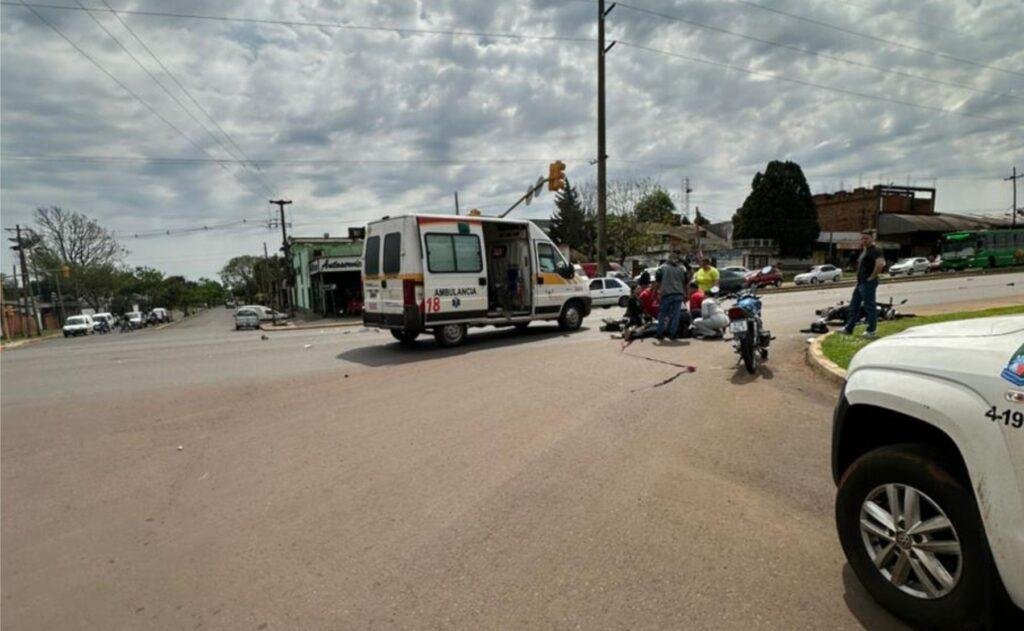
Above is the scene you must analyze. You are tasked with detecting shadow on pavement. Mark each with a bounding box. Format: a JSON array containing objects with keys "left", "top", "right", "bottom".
[
  {"left": 336, "top": 324, "right": 585, "bottom": 367},
  {"left": 728, "top": 363, "right": 775, "bottom": 384},
  {"left": 841, "top": 563, "right": 908, "bottom": 630}
]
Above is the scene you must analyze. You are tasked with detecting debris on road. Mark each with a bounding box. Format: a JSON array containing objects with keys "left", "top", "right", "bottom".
[
  {"left": 304, "top": 344, "right": 312, "bottom": 349},
  {"left": 177, "top": 445, "right": 183, "bottom": 451},
  {"left": 261, "top": 334, "right": 269, "bottom": 340}
]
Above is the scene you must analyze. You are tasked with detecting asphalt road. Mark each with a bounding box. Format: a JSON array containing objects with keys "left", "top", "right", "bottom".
[{"left": 2, "top": 272, "right": 1022, "bottom": 629}]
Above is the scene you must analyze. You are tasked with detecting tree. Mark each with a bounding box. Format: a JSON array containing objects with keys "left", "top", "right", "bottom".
[
  {"left": 548, "top": 178, "right": 589, "bottom": 255},
  {"left": 577, "top": 177, "right": 661, "bottom": 261},
  {"left": 634, "top": 187, "right": 676, "bottom": 224},
  {"left": 732, "top": 160, "right": 820, "bottom": 258},
  {"left": 606, "top": 212, "right": 657, "bottom": 264},
  {"left": 220, "top": 255, "right": 260, "bottom": 302}
]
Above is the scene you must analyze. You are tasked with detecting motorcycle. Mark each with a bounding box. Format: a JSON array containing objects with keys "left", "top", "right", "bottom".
[
  {"left": 816, "top": 296, "right": 910, "bottom": 324},
  {"left": 725, "top": 289, "right": 772, "bottom": 374}
]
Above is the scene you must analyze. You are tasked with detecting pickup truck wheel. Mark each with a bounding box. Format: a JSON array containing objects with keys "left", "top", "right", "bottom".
[
  {"left": 434, "top": 324, "right": 466, "bottom": 347},
  {"left": 836, "top": 444, "right": 990, "bottom": 630}
]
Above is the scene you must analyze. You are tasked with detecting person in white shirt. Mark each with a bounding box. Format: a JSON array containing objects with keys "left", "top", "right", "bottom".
[{"left": 692, "top": 287, "right": 729, "bottom": 339}]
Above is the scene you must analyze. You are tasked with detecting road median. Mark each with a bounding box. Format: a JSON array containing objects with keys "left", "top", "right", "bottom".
[{"left": 764, "top": 264, "right": 1023, "bottom": 295}]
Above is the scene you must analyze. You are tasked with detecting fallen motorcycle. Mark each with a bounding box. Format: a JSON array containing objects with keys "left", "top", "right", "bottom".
[{"left": 815, "top": 296, "right": 911, "bottom": 324}]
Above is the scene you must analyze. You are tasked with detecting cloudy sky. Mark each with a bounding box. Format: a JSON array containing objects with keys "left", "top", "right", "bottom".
[{"left": 2, "top": 0, "right": 1022, "bottom": 278}]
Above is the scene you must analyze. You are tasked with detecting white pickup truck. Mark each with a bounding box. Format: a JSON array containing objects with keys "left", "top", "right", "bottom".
[{"left": 832, "top": 316, "right": 1024, "bottom": 629}]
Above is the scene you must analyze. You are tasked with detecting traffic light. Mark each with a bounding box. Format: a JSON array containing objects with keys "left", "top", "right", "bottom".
[
  {"left": 61, "top": 265, "right": 71, "bottom": 278},
  {"left": 548, "top": 160, "right": 566, "bottom": 191}
]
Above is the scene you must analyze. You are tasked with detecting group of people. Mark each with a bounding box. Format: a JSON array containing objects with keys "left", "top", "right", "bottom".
[{"left": 622, "top": 254, "right": 729, "bottom": 342}]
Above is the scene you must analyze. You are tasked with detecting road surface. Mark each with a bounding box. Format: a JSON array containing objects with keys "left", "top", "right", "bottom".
[{"left": 2, "top": 272, "right": 1021, "bottom": 629}]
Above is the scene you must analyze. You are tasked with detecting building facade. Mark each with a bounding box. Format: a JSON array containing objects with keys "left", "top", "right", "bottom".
[{"left": 289, "top": 235, "right": 364, "bottom": 317}]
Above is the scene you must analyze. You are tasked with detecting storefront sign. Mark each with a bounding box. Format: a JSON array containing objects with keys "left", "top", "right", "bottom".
[{"left": 310, "top": 256, "right": 361, "bottom": 274}]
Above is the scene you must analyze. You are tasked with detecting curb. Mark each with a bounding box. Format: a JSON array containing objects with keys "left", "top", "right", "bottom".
[
  {"left": 805, "top": 332, "right": 847, "bottom": 387},
  {"left": 0, "top": 333, "right": 60, "bottom": 352},
  {"left": 259, "top": 320, "right": 363, "bottom": 332}
]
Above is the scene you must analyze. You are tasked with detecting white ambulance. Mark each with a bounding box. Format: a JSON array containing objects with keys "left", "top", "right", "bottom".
[{"left": 362, "top": 214, "right": 591, "bottom": 347}]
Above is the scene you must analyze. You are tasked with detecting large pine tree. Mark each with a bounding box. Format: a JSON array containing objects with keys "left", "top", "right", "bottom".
[
  {"left": 732, "top": 160, "right": 820, "bottom": 258},
  {"left": 549, "top": 178, "right": 589, "bottom": 255}
]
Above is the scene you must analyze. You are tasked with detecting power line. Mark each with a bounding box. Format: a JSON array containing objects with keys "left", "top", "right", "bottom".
[
  {"left": 14, "top": 1, "right": 274, "bottom": 202},
  {"left": 616, "top": 1, "right": 1021, "bottom": 102},
  {"left": 0, "top": 154, "right": 594, "bottom": 166},
  {"left": 732, "top": 0, "right": 1024, "bottom": 79},
  {"left": 2, "top": 2, "right": 596, "bottom": 44},
  {"left": 617, "top": 40, "right": 1022, "bottom": 125},
  {"left": 95, "top": 0, "right": 279, "bottom": 198},
  {"left": 838, "top": 0, "right": 967, "bottom": 37},
  {"left": 70, "top": 0, "right": 277, "bottom": 199}
]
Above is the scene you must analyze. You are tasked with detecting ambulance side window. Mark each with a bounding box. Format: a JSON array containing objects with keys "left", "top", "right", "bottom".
[
  {"left": 364, "top": 236, "right": 380, "bottom": 276},
  {"left": 383, "top": 233, "right": 401, "bottom": 274},
  {"left": 537, "top": 242, "right": 559, "bottom": 273},
  {"left": 425, "top": 234, "right": 481, "bottom": 273}
]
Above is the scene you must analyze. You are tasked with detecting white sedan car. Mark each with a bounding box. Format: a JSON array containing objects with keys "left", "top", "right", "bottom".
[
  {"left": 794, "top": 264, "right": 843, "bottom": 285},
  {"left": 589, "top": 277, "right": 631, "bottom": 308},
  {"left": 888, "top": 257, "right": 930, "bottom": 276},
  {"left": 62, "top": 315, "right": 95, "bottom": 337}
]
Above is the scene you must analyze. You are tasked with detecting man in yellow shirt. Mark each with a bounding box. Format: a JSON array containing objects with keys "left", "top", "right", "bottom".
[{"left": 694, "top": 259, "right": 719, "bottom": 293}]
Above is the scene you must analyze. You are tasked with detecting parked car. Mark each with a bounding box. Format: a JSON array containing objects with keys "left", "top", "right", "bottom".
[
  {"left": 150, "top": 308, "right": 171, "bottom": 323},
  {"left": 90, "top": 312, "right": 115, "bottom": 331},
  {"left": 124, "top": 311, "right": 144, "bottom": 329},
  {"left": 239, "top": 305, "right": 286, "bottom": 321},
  {"left": 62, "top": 314, "right": 94, "bottom": 337},
  {"left": 717, "top": 268, "right": 748, "bottom": 294},
  {"left": 832, "top": 316, "right": 1024, "bottom": 629},
  {"left": 589, "top": 277, "right": 631, "bottom": 308},
  {"left": 721, "top": 266, "right": 751, "bottom": 276},
  {"left": 745, "top": 265, "right": 783, "bottom": 288},
  {"left": 794, "top": 264, "right": 843, "bottom": 285},
  {"left": 573, "top": 264, "right": 589, "bottom": 280},
  {"left": 608, "top": 270, "right": 637, "bottom": 289},
  {"left": 234, "top": 307, "right": 261, "bottom": 330},
  {"left": 888, "top": 257, "right": 930, "bottom": 276}
]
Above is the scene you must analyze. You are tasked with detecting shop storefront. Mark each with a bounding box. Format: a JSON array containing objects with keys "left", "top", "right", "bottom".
[{"left": 289, "top": 235, "right": 364, "bottom": 317}]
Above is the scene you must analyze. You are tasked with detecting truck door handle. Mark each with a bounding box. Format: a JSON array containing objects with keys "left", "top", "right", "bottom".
[
  {"left": 478, "top": 277, "right": 487, "bottom": 286},
  {"left": 381, "top": 280, "right": 387, "bottom": 289},
  {"left": 536, "top": 275, "right": 544, "bottom": 285}
]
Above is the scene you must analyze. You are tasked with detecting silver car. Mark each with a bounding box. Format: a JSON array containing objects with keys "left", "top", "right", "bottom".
[{"left": 234, "top": 308, "right": 261, "bottom": 330}]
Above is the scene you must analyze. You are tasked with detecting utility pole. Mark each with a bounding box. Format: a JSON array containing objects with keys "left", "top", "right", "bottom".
[
  {"left": 1005, "top": 166, "right": 1020, "bottom": 228},
  {"left": 681, "top": 176, "right": 692, "bottom": 222},
  {"left": 13, "top": 225, "right": 40, "bottom": 336},
  {"left": 596, "top": 0, "right": 615, "bottom": 276},
  {"left": 12, "top": 263, "right": 29, "bottom": 337},
  {"left": 263, "top": 241, "right": 277, "bottom": 325},
  {"left": 454, "top": 191, "right": 460, "bottom": 215},
  {"left": 269, "top": 199, "right": 293, "bottom": 315}
]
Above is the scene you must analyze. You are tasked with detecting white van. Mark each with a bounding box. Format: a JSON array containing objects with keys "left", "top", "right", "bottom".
[{"left": 362, "top": 214, "right": 591, "bottom": 346}]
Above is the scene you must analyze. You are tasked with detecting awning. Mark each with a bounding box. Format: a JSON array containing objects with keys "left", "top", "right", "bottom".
[{"left": 879, "top": 212, "right": 1010, "bottom": 235}]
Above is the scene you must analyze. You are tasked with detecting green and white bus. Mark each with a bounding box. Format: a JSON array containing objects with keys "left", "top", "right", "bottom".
[{"left": 940, "top": 228, "right": 1024, "bottom": 270}]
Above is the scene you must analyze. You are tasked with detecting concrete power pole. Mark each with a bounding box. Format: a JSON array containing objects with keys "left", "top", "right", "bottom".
[
  {"left": 596, "top": 0, "right": 615, "bottom": 276},
  {"left": 13, "top": 225, "right": 40, "bottom": 336},
  {"left": 269, "top": 199, "right": 293, "bottom": 315},
  {"left": 1005, "top": 166, "right": 1020, "bottom": 229}
]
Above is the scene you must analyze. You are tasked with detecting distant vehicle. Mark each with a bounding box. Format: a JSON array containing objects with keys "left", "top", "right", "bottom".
[
  {"left": 238, "top": 305, "right": 284, "bottom": 321},
  {"left": 745, "top": 265, "right": 783, "bottom": 288},
  {"left": 589, "top": 277, "right": 631, "bottom": 308},
  {"left": 150, "top": 308, "right": 171, "bottom": 323},
  {"left": 573, "top": 264, "right": 588, "bottom": 280},
  {"left": 721, "top": 266, "right": 751, "bottom": 276},
  {"left": 361, "top": 214, "right": 590, "bottom": 347},
  {"left": 940, "top": 228, "right": 1024, "bottom": 271},
  {"left": 124, "top": 311, "right": 144, "bottom": 329},
  {"left": 62, "top": 314, "right": 94, "bottom": 337},
  {"left": 90, "top": 312, "right": 115, "bottom": 331},
  {"left": 224, "top": 299, "right": 238, "bottom": 309},
  {"left": 234, "top": 307, "right": 261, "bottom": 330},
  {"left": 607, "top": 270, "right": 636, "bottom": 289},
  {"left": 717, "top": 268, "right": 748, "bottom": 293},
  {"left": 580, "top": 261, "right": 621, "bottom": 279},
  {"left": 888, "top": 257, "right": 930, "bottom": 276},
  {"left": 794, "top": 264, "right": 843, "bottom": 285},
  {"left": 833, "top": 316, "right": 1024, "bottom": 629}
]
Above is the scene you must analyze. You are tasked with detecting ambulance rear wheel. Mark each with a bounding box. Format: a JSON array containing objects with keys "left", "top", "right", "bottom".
[
  {"left": 390, "top": 329, "right": 419, "bottom": 345},
  {"left": 434, "top": 324, "right": 467, "bottom": 347}
]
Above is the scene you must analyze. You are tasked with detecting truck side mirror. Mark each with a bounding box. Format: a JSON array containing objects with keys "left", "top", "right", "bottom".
[{"left": 556, "top": 262, "right": 575, "bottom": 279}]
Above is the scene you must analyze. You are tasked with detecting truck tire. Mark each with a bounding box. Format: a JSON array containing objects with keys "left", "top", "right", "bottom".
[
  {"left": 558, "top": 302, "right": 583, "bottom": 331},
  {"left": 434, "top": 324, "right": 466, "bottom": 347},
  {"left": 836, "top": 444, "right": 991, "bottom": 631},
  {"left": 390, "top": 329, "right": 419, "bottom": 345}
]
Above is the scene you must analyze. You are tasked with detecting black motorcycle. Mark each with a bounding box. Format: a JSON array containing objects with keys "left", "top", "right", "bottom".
[{"left": 816, "top": 296, "right": 909, "bottom": 324}]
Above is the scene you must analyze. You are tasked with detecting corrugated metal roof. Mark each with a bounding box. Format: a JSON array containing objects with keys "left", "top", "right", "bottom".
[{"left": 879, "top": 212, "right": 1010, "bottom": 234}]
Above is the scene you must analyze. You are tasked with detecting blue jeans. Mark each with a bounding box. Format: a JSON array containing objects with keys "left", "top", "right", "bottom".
[
  {"left": 844, "top": 279, "right": 878, "bottom": 334},
  {"left": 656, "top": 293, "right": 683, "bottom": 338}
]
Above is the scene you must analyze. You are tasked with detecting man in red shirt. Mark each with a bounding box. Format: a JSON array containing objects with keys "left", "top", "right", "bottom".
[{"left": 687, "top": 282, "right": 705, "bottom": 319}]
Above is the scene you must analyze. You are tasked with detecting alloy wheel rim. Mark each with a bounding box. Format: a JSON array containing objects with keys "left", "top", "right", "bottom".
[
  {"left": 859, "top": 483, "right": 962, "bottom": 599},
  {"left": 443, "top": 324, "right": 462, "bottom": 342},
  {"left": 567, "top": 308, "right": 580, "bottom": 327}
]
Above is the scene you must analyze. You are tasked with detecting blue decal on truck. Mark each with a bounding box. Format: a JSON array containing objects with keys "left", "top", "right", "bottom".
[{"left": 1002, "top": 343, "right": 1024, "bottom": 386}]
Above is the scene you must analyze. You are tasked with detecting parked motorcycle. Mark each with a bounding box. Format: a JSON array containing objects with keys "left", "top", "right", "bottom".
[
  {"left": 725, "top": 289, "right": 772, "bottom": 374},
  {"left": 815, "top": 296, "right": 910, "bottom": 324}
]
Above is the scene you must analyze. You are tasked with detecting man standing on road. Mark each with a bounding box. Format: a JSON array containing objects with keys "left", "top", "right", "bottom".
[
  {"left": 653, "top": 251, "right": 688, "bottom": 340},
  {"left": 842, "top": 230, "right": 886, "bottom": 339}
]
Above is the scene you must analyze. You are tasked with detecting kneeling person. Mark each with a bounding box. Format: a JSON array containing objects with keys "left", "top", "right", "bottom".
[{"left": 692, "top": 287, "right": 728, "bottom": 339}]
